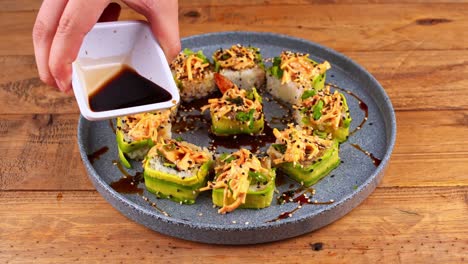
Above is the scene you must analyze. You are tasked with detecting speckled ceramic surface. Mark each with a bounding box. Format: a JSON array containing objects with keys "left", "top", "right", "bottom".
[{"left": 77, "top": 32, "right": 396, "bottom": 245}]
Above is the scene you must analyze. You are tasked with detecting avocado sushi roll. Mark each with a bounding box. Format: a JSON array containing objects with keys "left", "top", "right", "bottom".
[
  {"left": 294, "top": 86, "right": 352, "bottom": 142},
  {"left": 200, "top": 149, "right": 276, "bottom": 214},
  {"left": 201, "top": 74, "right": 264, "bottom": 136},
  {"left": 143, "top": 138, "right": 213, "bottom": 204},
  {"left": 266, "top": 51, "right": 331, "bottom": 104},
  {"left": 116, "top": 110, "right": 172, "bottom": 168},
  {"left": 170, "top": 48, "right": 216, "bottom": 102},
  {"left": 213, "top": 44, "right": 266, "bottom": 90},
  {"left": 267, "top": 125, "right": 340, "bottom": 187}
]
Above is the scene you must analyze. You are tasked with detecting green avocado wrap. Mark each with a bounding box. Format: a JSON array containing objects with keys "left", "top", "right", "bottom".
[
  {"left": 143, "top": 139, "right": 213, "bottom": 204},
  {"left": 201, "top": 83, "right": 265, "bottom": 136},
  {"left": 267, "top": 125, "right": 340, "bottom": 187},
  {"left": 296, "top": 86, "right": 352, "bottom": 143},
  {"left": 116, "top": 111, "right": 172, "bottom": 168},
  {"left": 200, "top": 149, "right": 276, "bottom": 213}
]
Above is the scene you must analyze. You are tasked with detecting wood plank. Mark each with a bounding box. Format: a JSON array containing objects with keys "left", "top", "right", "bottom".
[
  {"left": 1, "top": 49, "right": 468, "bottom": 114},
  {"left": 0, "top": 187, "right": 466, "bottom": 263},
  {"left": 3, "top": 0, "right": 468, "bottom": 12},
  {"left": 0, "top": 110, "right": 467, "bottom": 191},
  {"left": 1, "top": 3, "right": 467, "bottom": 55},
  {"left": 176, "top": 3, "right": 468, "bottom": 52},
  {"left": 0, "top": 114, "right": 92, "bottom": 191}
]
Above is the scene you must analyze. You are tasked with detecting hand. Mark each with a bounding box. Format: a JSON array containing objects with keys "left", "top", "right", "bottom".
[{"left": 33, "top": 0, "right": 181, "bottom": 92}]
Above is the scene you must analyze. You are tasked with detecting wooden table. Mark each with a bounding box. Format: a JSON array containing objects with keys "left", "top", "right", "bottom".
[{"left": 1, "top": 0, "right": 467, "bottom": 263}]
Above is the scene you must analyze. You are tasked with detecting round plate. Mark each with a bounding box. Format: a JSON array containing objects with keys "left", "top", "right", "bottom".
[{"left": 77, "top": 32, "right": 396, "bottom": 244}]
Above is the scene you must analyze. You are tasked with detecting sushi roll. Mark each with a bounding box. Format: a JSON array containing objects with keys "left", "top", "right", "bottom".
[
  {"left": 267, "top": 125, "right": 340, "bottom": 187},
  {"left": 266, "top": 51, "right": 331, "bottom": 104},
  {"left": 170, "top": 48, "right": 216, "bottom": 102},
  {"left": 212, "top": 44, "right": 266, "bottom": 90},
  {"left": 294, "top": 86, "right": 352, "bottom": 143},
  {"left": 200, "top": 149, "right": 276, "bottom": 214},
  {"left": 201, "top": 73, "right": 264, "bottom": 136},
  {"left": 116, "top": 110, "right": 172, "bottom": 168},
  {"left": 143, "top": 138, "right": 213, "bottom": 204}
]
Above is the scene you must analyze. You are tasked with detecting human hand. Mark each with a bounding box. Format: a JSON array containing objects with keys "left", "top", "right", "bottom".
[{"left": 33, "top": 0, "right": 181, "bottom": 92}]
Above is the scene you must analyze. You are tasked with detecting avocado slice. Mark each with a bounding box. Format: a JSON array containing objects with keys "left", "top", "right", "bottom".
[
  {"left": 143, "top": 159, "right": 213, "bottom": 204},
  {"left": 211, "top": 115, "right": 264, "bottom": 135},
  {"left": 210, "top": 88, "right": 264, "bottom": 136},
  {"left": 212, "top": 171, "right": 276, "bottom": 209},
  {"left": 116, "top": 117, "right": 155, "bottom": 167},
  {"left": 277, "top": 140, "right": 340, "bottom": 187}
]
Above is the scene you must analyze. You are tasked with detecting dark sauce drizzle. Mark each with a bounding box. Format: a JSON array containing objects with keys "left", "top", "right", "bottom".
[
  {"left": 267, "top": 186, "right": 334, "bottom": 222},
  {"left": 350, "top": 144, "right": 382, "bottom": 167},
  {"left": 327, "top": 82, "right": 381, "bottom": 167},
  {"left": 110, "top": 160, "right": 144, "bottom": 194},
  {"left": 173, "top": 91, "right": 279, "bottom": 154},
  {"left": 108, "top": 119, "right": 116, "bottom": 134},
  {"left": 208, "top": 122, "right": 276, "bottom": 154},
  {"left": 109, "top": 160, "right": 170, "bottom": 216},
  {"left": 87, "top": 146, "right": 109, "bottom": 164}
]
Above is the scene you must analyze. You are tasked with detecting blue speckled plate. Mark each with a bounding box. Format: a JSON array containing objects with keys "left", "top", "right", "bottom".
[{"left": 77, "top": 32, "right": 396, "bottom": 244}]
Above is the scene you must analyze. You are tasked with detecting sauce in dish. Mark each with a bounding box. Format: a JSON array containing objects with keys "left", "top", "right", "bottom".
[{"left": 88, "top": 65, "right": 172, "bottom": 112}]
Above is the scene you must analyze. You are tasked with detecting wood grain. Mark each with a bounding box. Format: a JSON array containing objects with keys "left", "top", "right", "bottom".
[
  {"left": 0, "top": 110, "right": 467, "bottom": 191},
  {"left": 3, "top": 0, "right": 468, "bottom": 12},
  {"left": 1, "top": 50, "right": 468, "bottom": 114},
  {"left": 1, "top": 1, "right": 468, "bottom": 263},
  {"left": 0, "top": 188, "right": 466, "bottom": 263},
  {"left": 2, "top": 3, "right": 468, "bottom": 56}
]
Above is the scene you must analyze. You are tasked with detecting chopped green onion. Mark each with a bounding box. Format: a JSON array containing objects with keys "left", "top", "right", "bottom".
[
  {"left": 222, "top": 155, "right": 237, "bottom": 163},
  {"left": 163, "top": 162, "right": 176, "bottom": 168},
  {"left": 312, "top": 100, "right": 324, "bottom": 120},
  {"left": 248, "top": 171, "right": 268, "bottom": 183},
  {"left": 301, "top": 90, "right": 316, "bottom": 100},
  {"left": 272, "top": 143, "right": 287, "bottom": 154}
]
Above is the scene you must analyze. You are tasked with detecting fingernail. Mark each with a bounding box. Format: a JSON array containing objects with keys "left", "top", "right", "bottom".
[{"left": 56, "top": 78, "right": 71, "bottom": 92}]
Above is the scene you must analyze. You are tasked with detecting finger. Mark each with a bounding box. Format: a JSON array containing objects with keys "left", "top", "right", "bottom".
[
  {"left": 49, "top": 0, "right": 111, "bottom": 92},
  {"left": 32, "top": 0, "right": 69, "bottom": 88},
  {"left": 98, "top": 2, "right": 121, "bottom": 22},
  {"left": 124, "top": 0, "right": 181, "bottom": 62}
]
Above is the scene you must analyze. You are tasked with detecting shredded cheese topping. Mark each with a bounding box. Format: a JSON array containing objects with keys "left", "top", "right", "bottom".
[
  {"left": 296, "top": 86, "right": 346, "bottom": 130},
  {"left": 200, "top": 84, "right": 262, "bottom": 120},
  {"left": 148, "top": 139, "right": 211, "bottom": 172},
  {"left": 200, "top": 149, "right": 271, "bottom": 214},
  {"left": 171, "top": 52, "right": 210, "bottom": 81},
  {"left": 279, "top": 51, "right": 331, "bottom": 85},
  {"left": 122, "top": 110, "right": 171, "bottom": 142},
  {"left": 213, "top": 44, "right": 259, "bottom": 70},
  {"left": 269, "top": 125, "right": 333, "bottom": 165}
]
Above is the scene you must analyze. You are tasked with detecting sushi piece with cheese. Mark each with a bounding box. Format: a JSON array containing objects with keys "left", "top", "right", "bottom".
[
  {"left": 294, "top": 86, "right": 352, "bottom": 142},
  {"left": 267, "top": 125, "right": 340, "bottom": 187},
  {"left": 170, "top": 48, "right": 216, "bottom": 102},
  {"left": 116, "top": 110, "right": 172, "bottom": 168},
  {"left": 143, "top": 138, "right": 213, "bottom": 204},
  {"left": 212, "top": 44, "right": 266, "bottom": 90},
  {"left": 201, "top": 74, "right": 264, "bottom": 136},
  {"left": 266, "top": 51, "right": 331, "bottom": 104},
  {"left": 200, "top": 149, "right": 276, "bottom": 214}
]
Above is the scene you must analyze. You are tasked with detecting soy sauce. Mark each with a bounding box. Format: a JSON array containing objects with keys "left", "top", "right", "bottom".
[{"left": 88, "top": 65, "right": 172, "bottom": 112}]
